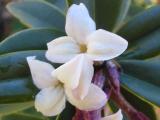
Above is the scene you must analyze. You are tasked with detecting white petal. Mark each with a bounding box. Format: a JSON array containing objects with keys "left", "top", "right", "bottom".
[
  {"left": 53, "top": 54, "right": 94, "bottom": 100},
  {"left": 101, "top": 109, "right": 123, "bottom": 120},
  {"left": 87, "top": 29, "right": 128, "bottom": 61},
  {"left": 46, "top": 36, "right": 81, "bottom": 63},
  {"left": 35, "top": 86, "right": 66, "bottom": 116},
  {"left": 65, "top": 3, "right": 96, "bottom": 44},
  {"left": 27, "top": 56, "right": 58, "bottom": 89},
  {"left": 65, "top": 84, "right": 107, "bottom": 111},
  {"left": 72, "top": 55, "right": 94, "bottom": 100}
]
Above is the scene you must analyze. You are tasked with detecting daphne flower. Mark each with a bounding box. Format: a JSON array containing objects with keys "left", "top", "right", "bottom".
[
  {"left": 27, "top": 55, "right": 107, "bottom": 116},
  {"left": 101, "top": 109, "right": 123, "bottom": 120},
  {"left": 46, "top": 3, "right": 128, "bottom": 63}
]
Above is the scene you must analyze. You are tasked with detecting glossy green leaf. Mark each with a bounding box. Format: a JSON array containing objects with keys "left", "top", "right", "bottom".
[
  {"left": 0, "top": 102, "right": 33, "bottom": 116},
  {"left": 1, "top": 107, "right": 50, "bottom": 120},
  {"left": 95, "top": 0, "right": 131, "bottom": 31},
  {"left": 117, "top": 5, "right": 160, "bottom": 42},
  {"left": 119, "top": 59, "right": 160, "bottom": 86},
  {"left": 122, "top": 88, "right": 156, "bottom": 120},
  {"left": 0, "top": 50, "right": 45, "bottom": 79},
  {"left": 0, "top": 28, "right": 64, "bottom": 55},
  {"left": 120, "top": 74, "right": 160, "bottom": 107},
  {"left": 127, "top": 0, "right": 145, "bottom": 18},
  {"left": 1, "top": 104, "right": 74, "bottom": 120},
  {"left": 1, "top": 115, "right": 44, "bottom": 120},
  {"left": 121, "top": 28, "right": 160, "bottom": 59},
  {"left": 7, "top": 0, "right": 65, "bottom": 30},
  {"left": 0, "top": 77, "right": 37, "bottom": 103},
  {"left": 45, "top": 0, "right": 68, "bottom": 13},
  {"left": 72, "top": 0, "right": 131, "bottom": 31}
]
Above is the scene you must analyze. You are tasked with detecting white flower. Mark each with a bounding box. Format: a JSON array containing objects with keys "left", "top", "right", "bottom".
[
  {"left": 46, "top": 3, "right": 128, "bottom": 63},
  {"left": 101, "top": 109, "right": 123, "bottom": 120},
  {"left": 27, "top": 55, "right": 107, "bottom": 116}
]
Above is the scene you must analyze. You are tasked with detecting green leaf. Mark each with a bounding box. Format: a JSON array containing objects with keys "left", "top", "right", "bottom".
[
  {"left": 127, "top": 1, "right": 145, "bottom": 18},
  {"left": 0, "top": 50, "right": 45, "bottom": 79},
  {"left": 0, "top": 28, "right": 64, "bottom": 55},
  {"left": 119, "top": 59, "right": 160, "bottom": 86},
  {"left": 0, "top": 102, "right": 33, "bottom": 116},
  {"left": 117, "top": 5, "right": 160, "bottom": 42},
  {"left": 72, "top": 0, "right": 131, "bottom": 31},
  {"left": 45, "top": 0, "right": 68, "bottom": 13},
  {"left": 7, "top": 0, "right": 65, "bottom": 30},
  {"left": 121, "top": 28, "right": 160, "bottom": 59},
  {"left": 95, "top": 0, "right": 131, "bottom": 31},
  {"left": 1, "top": 103, "right": 74, "bottom": 120},
  {"left": 120, "top": 74, "right": 160, "bottom": 107},
  {"left": 0, "top": 77, "right": 37, "bottom": 103},
  {"left": 121, "top": 87, "right": 156, "bottom": 120},
  {"left": 1, "top": 107, "right": 50, "bottom": 120}
]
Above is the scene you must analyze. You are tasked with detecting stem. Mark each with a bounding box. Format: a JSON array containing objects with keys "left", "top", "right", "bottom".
[
  {"left": 105, "top": 61, "right": 150, "bottom": 120},
  {"left": 111, "top": 91, "right": 150, "bottom": 120}
]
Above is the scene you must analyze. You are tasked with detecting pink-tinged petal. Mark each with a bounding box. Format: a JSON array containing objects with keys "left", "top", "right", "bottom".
[
  {"left": 101, "top": 109, "right": 123, "bottom": 120},
  {"left": 46, "top": 36, "right": 81, "bottom": 63},
  {"left": 35, "top": 86, "right": 66, "bottom": 116},
  {"left": 65, "top": 84, "right": 107, "bottom": 111},
  {"left": 53, "top": 54, "right": 94, "bottom": 100},
  {"left": 87, "top": 29, "right": 128, "bottom": 61},
  {"left": 65, "top": 3, "right": 96, "bottom": 45},
  {"left": 27, "top": 56, "right": 58, "bottom": 89}
]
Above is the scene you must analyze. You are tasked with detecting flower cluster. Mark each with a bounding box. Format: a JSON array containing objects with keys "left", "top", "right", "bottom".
[{"left": 27, "top": 3, "right": 128, "bottom": 120}]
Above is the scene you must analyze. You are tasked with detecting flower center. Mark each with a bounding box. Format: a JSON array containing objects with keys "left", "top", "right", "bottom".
[{"left": 80, "top": 44, "right": 87, "bottom": 53}]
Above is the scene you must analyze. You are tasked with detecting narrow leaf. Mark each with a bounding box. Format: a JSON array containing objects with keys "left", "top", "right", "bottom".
[
  {"left": 117, "top": 6, "right": 160, "bottom": 42},
  {"left": 0, "top": 28, "right": 64, "bottom": 55},
  {"left": 95, "top": 0, "right": 131, "bottom": 31},
  {"left": 121, "top": 74, "right": 160, "bottom": 107},
  {"left": 7, "top": 0, "right": 65, "bottom": 30},
  {"left": 121, "top": 29, "right": 160, "bottom": 59},
  {"left": 119, "top": 59, "right": 160, "bottom": 86},
  {"left": 0, "top": 77, "right": 37, "bottom": 103},
  {"left": 0, "top": 102, "right": 33, "bottom": 116},
  {"left": 0, "top": 50, "right": 45, "bottom": 79},
  {"left": 45, "top": 0, "right": 68, "bottom": 13}
]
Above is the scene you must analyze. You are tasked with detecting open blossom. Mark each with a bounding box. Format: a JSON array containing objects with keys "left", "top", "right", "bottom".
[
  {"left": 27, "top": 55, "right": 107, "bottom": 116},
  {"left": 46, "top": 3, "right": 128, "bottom": 63}
]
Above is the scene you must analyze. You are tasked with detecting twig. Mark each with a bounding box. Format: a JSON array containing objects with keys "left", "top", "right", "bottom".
[{"left": 105, "top": 61, "right": 150, "bottom": 120}]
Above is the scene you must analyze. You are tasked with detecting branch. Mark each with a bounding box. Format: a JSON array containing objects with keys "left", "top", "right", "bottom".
[{"left": 105, "top": 61, "right": 150, "bottom": 120}]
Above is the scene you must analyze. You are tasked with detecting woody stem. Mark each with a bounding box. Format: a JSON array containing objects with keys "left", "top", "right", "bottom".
[{"left": 105, "top": 61, "right": 150, "bottom": 120}]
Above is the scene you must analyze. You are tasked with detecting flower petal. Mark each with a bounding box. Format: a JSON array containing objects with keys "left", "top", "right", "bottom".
[
  {"left": 87, "top": 29, "right": 128, "bottom": 61},
  {"left": 101, "top": 109, "right": 123, "bottom": 120},
  {"left": 35, "top": 86, "right": 66, "bottom": 116},
  {"left": 65, "top": 3, "right": 96, "bottom": 44},
  {"left": 27, "top": 56, "right": 58, "bottom": 89},
  {"left": 65, "top": 84, "right": 107, "bottom": 111},
  {"left": 53, "top": 54, "right": 94, "bottom": 100},
  {"left": 72, "top": 55, "right": 94, "bottom": 100},
  {"left": 46, "top": 36, "right": 81, "bottom": 63}
]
